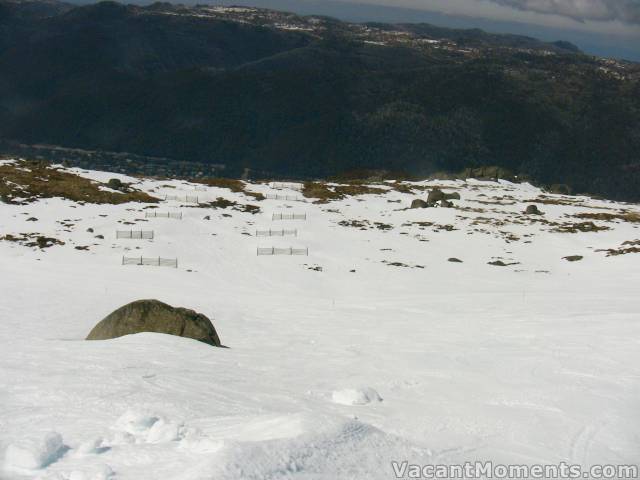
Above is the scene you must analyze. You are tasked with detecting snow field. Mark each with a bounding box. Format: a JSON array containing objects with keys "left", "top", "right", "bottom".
[{"left": 1, "top": 166, "right": 639, "bottom": 479}]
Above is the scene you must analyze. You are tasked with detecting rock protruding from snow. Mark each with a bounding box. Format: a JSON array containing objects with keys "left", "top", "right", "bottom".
[
  {"left": 525, "top": 204, "right": 543, "bottom": 215},
  {"left": 427, "top": 188, "right": 446, "bottom": 204},
  {"left": 86, "top": 299, "right": 221, "bottom": 347},
  {"left": 4, "top": 431, "right": 66, "bottom": 471},
  {"left": 427, "top": 188, "right": 460, "bottom": 203},
  {"left": 331, "top": 388, "right": 383, "bottom": 406},
  {"left": 412, "top": 188, "right": 460, "bottom": 208}
]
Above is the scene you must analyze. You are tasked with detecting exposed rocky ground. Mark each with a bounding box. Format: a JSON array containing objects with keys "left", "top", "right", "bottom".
[{"left": 1, "top": 159, "right": 639, "bottom": 479}]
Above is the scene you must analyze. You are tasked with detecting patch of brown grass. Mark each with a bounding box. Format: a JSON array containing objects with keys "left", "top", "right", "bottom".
[
  {"left": 337, "top": 219, "right": 370, "bottom": 229},
  {"left": 193, "top": 177, "right": 265, "bottom": 201},
  {"left": 0, "top": 160, "right": 158, "bottom": 205},
  {"left": 524, "top": 196, "right": 577, "bottom": 206},
  {"left": 573, "top": 212, "right": 640, "bottom": 223},
  {"left": 302, "top": 182, "right": 343, "bottom": 203},
  {"left": 402, "top": 221, "right": 434, "bottom": 228},
  {"left": 552, "top": 221, "right": 610, "bottom": 233},
  {"left": 302, "top": 182, "right": 386, "bottom": 203},
  {"left": 525, "top": 196, "right": 614, "bottom": 210},
  {"left": 389, "top": 182, "right": 415, "bottom": 194},
  {"left": 201, "top": 197, "right": 261, "bottom": 214},
  {"left": 374, "top": 222, "right": 393, "bottom": 230},
  {"left": 597, "top": 239, "right": 640, "bottom": 256},
  {"left": 455, "top": 205, "right": 487, "bottom": 213},
  {"left": 0, "top": 233, "right": 65, "bottom": 249},
  {"left": 335, "top": 184, "right": 386, "bottom": 197}
]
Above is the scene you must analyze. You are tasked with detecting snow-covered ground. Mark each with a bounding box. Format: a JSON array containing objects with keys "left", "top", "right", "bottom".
[{"left": 1, "top": 164, "right": 639, "bottom": 479}]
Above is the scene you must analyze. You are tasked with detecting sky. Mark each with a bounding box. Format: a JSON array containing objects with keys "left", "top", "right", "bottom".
[{"left": 210, "top": 0, "right": 640, "bottom": 60}]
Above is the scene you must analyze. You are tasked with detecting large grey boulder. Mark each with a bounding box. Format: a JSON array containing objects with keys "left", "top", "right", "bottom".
[
  {"left": 426, "top": 188, "right": 460, "bottom": 207},
  {"left": 427, "top": 188, "right": 446, "bottom": 204},
  {"left": 87, "top": 299, "right": 221, "bottom": 347}
]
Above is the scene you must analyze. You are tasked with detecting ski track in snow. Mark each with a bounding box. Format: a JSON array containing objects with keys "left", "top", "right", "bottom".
[{"left": 1, "top": 163, "right": 639, "bottom": 479}]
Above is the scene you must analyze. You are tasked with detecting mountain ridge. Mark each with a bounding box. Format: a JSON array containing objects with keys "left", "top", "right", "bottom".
[{"left": 1, "top": 0, "right": 639, "bottom": 200}]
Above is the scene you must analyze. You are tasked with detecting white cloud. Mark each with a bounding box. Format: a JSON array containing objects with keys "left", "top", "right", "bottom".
[
  {"left": 490, "top": 0, "right": 640, "bottom": 24},
  {"left": 354, "top": 0, "right": 640, "bottom": 36}
]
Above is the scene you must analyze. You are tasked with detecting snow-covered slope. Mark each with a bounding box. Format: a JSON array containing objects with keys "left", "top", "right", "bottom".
[{"left": 1, "top": 162, "right": 639, "bottom": 480}]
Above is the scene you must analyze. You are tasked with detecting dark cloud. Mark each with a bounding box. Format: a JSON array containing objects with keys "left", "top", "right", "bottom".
[{"left": 489, "top": 0, "right": 640, "bottom": 24}]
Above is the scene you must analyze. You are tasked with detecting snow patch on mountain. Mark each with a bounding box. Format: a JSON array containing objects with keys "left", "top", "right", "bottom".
[{"left": 1, "top": 162, "right": 639, "bottom": 479}]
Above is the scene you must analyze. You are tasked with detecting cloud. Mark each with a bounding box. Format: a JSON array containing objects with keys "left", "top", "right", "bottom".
[
  {"left": 488, "top": 0, "right": 640, "bottom": 24},
  {"left": 355, "top": 0, "right": 640, "bottom": 37}
]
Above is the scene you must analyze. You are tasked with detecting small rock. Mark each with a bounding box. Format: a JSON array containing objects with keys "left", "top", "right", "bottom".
[
  {"left": 563, "top": 255, "right": 583, "bottom": 262},
  {"left": 448, "top": 258, "right": 463, "bottom": 263},
  {"left": 525, "top": 205, "right": 543, "bottom": 215},
  {"left": 107, "top": 178, "right": 125, "bottom": 191},
  {"left": 410, "top": 199, "right": 429, "bottom": 209},
  {"left": 86, "top": 227, "right": 94, "bottom": 233},
  {"left": 26, "top": 217, "right": 38, "bottom": 222},
  {"left": 488, "top": 260, "right": 520, "bottom": 267},
  {"left": 489, "top": 260, "right": 507, "bottom": 266}
]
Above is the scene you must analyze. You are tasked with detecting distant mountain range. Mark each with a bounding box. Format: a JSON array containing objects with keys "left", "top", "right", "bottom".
[{"left": 1, "top": 0, "right": 639, "bottom": 200}]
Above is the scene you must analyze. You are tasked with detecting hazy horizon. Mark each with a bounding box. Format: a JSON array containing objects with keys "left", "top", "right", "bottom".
[{"left": 72, "top": 0, "right": 638, "bottom": 61}]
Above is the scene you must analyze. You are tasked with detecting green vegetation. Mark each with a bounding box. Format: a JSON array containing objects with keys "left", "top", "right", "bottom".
[{"left": 0, "top": 160, "right": 158, "bottom": 204}]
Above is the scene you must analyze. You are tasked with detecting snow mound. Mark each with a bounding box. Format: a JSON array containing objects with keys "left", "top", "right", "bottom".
[
  {"left": 146, "top": 418, "right": 183, "bottom": 443},
  {"left": 179, "top": 432, "right": 226, "bottom": 454},
  {"left": 111, "top": 410, "right": 184, "bottom": 445},
  {"left": 4, "top": 431, "right": 66, "bottom": 471},
  {"left": 75, "top": 437, "right": 106, "bottom": 456},
  {"left": 34, "top": 464, "right": 115, "bottom": 480},
  {"left": 331, "top": 387, "right": 383, "bottom": 406},
  {"left": 113, "top": 410, "right": 159, "bottom": 435},
  {"left": 207, "top": 419, "right": 427, "bottom": 480}
]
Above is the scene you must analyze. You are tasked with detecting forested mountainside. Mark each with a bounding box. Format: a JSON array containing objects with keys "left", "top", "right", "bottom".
[{"left": 1, "top": 0, "right": 639, "bottom": 200}]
